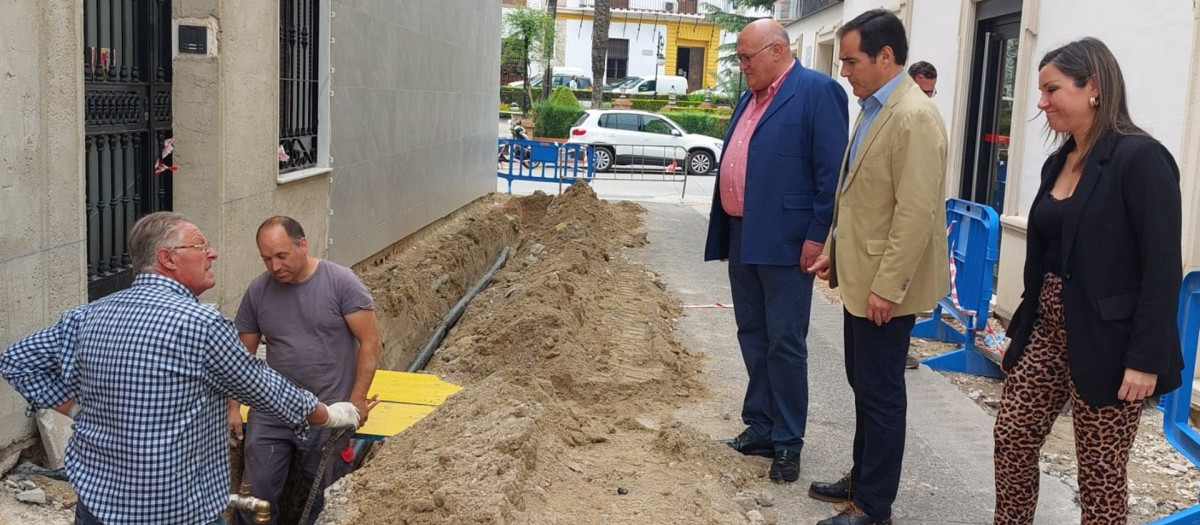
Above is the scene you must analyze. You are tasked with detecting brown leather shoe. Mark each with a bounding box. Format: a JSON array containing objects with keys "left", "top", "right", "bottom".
[
  {"left": 808, "top": 472, "right": 853, "bottom": 503},
  {"left": 905, "top": 354, "right": 920, "bottom": 369},
  {"left": 816, "top": 503, "right": 892, "bottom": 525}
]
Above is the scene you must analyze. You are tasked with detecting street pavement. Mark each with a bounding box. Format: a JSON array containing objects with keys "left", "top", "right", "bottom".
[
  {"left": 493, "top": 149, "right": 1083, "bottom": 524},
  {"left": 629, "top": 200, "right": 1081, "bottom": 524}
]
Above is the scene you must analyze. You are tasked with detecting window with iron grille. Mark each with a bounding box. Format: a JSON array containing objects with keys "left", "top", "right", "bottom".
[
  {"left": 280, "top": 0, "right": 320, "bottom": 173},
  {"left": 606, "top": 39, "right": 629, "bottom": 82}
]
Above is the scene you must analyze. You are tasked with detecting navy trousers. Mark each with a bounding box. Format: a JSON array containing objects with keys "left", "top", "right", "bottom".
[
  {"left": 727, "top": 218, "right": 814, "bottom": 452},
  {"left": 237, "top": 417, "right": 353, "bottom": 525},
  {"left": 843, "top": 309, "right": 915, "bottom": 520}
]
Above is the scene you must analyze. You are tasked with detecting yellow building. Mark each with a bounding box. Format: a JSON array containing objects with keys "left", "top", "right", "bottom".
[{"left": 552, "top": 0, "right": 730, "bottom": 92}]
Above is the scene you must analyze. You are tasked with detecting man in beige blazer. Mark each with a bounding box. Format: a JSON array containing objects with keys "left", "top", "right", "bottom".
[{"left": 806, "top": 9, "right": 948, "bottom": 525}]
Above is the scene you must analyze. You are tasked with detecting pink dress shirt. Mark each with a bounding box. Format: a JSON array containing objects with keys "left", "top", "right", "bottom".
[{"left": 719, "top": 61, "right": 795, "bottom": 217}]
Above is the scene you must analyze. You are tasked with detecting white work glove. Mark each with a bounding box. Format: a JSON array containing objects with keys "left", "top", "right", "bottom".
[{"left": 320, "top": 402, "right": 360, "bottom": 430}]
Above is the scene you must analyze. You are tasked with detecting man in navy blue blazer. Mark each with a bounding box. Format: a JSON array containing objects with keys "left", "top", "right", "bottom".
[{"left": 704, "top": 18, "right": 849, "bottom": 483}]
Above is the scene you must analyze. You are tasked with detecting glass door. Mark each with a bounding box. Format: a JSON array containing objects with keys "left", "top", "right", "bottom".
[{"left": 961, "top": 14, "right": 1019, "bottom": 213}]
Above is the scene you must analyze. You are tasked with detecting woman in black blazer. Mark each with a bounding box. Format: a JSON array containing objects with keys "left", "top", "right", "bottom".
[{"left": 993, "top": 38, "right": 1184, "bottom": 525}]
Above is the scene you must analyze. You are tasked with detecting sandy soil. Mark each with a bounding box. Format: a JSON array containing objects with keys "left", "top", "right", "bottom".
[
  {"left": 0, "top": 468, "right": 74, "bottom": 524},
  {"left": 321, "top": 184, "right": 765, "bottom": 525}
]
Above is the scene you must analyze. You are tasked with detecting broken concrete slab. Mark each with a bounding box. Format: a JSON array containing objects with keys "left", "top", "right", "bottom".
[
  {"left": 35, "top": 410, "right": 72, "bottom": 470},
  {"left": 16, "top": 488, "right": 45, "bottom": 505}
]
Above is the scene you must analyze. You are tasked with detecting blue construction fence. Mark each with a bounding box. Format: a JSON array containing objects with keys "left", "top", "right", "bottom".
[
  {"left": 1151, "top": 270, "right": 1200, "bottom": 524},
  {"left": 497, "top": 139, "right": 593, "bottom": 194},
  {"left": 913, "top": 198, "right": 1004, "bottom": 378}
]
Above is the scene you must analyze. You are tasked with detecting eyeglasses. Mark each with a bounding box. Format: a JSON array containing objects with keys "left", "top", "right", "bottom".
[
  {"left": 168, "top": 242, "right": 212, "bottom": 253},
  {"left": 736, "top": 43, "right": 775, "bottom": 65}
]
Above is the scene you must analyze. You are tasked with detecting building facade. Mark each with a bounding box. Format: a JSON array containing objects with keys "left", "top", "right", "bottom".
[
  {"left": 0, "top": 0, "right": 498, "bottom": 470},
  {"left": 512, "top": 0, "right": 767, "bottom": 93}
]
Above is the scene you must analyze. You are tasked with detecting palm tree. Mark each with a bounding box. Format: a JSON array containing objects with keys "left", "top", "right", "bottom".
[
  {"left": 589, "top": 0, "right": 611, "bottom": 108},
  {"left": 540, "top": 0, "right": 559, "bottom": 101}
]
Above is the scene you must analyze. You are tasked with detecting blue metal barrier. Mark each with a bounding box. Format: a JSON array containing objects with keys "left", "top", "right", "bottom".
[
  {"left": 497, "top": 139, "right": 593, "bottom": 194},
  {"left": 1150, "top": 271, "right": 1200, "bottom": 524},
  {"left": 913, "top": 198, "right": 1003, "bottom": 378}
]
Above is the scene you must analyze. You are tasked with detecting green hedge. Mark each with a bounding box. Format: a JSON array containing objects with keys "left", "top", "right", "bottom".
[
  {"left": 668, "top": 106, "right": 733, "bottom": 117},
  {"left": 625, "top": 99, "right": 709, "bottom": 112},
  {"left": 502, "top": 85, "right": 601, "bottom": 104},
  {"left": 661, "top": 111, "right": 730, "bottom": 139},
  {"left": 533, "top": 102, "right": 586, "bottom": 139},
  {"left": 630, "top": 99, "right": 668, "bottom": 112},
  {"left": 500, "top": 86, "right": 731, "bottom": 108},
  {"left": 546, "top": 86, "right": 582, "bottom": 107}
]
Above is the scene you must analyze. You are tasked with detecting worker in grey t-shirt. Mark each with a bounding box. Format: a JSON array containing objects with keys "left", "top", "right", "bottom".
[{"left": 229, "top": 216, "right": 381, "bottom": 525}]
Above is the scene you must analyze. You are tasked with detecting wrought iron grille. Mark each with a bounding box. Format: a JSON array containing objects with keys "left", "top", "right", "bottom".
[
  {"left": 279, "top": 0, "right": 320, "bottom": 173},
  {"left": 84, "top": 0, "right": 174, "bottom": 301}
]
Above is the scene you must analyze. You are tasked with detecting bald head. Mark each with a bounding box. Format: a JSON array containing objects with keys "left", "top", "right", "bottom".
[
  {"left": 737, "top": 19, "right": 792, "bottom": 92},
  {"left": 742, "top": 19, "right": 790, "bottom": 47}
]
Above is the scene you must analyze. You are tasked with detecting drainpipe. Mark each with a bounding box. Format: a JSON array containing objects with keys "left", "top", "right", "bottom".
[{"left": 408, "top": 246, "right": 511, "bottom": 372}]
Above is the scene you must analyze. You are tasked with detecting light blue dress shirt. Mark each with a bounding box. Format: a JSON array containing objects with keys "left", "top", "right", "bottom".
[{"left": 847, "top": 70, "right": 906, "bottom": 169}]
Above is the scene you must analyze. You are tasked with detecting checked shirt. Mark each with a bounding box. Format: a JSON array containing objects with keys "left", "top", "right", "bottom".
[{"left": 0, "top": 274, "right": 319, "bottom": 525}]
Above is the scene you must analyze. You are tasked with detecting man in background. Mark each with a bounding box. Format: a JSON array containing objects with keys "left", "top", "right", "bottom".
[{"left": 908, "top": 60, "right": 938, "bottom": 98}]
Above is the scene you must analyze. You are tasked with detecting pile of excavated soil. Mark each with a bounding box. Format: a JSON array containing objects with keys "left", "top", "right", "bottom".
[
  {"left": 355, "top": 196, "right": 521, "bottom": 371},
  {"left": 321, "top": 184, "right": 764, "bottom": 525}
]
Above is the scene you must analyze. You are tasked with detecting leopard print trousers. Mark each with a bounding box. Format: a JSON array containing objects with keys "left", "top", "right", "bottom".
[{"left": 993, "top": 273, "right": 1144, "bottom": 525}]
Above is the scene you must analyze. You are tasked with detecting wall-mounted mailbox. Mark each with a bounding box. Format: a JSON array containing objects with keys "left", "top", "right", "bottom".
[{"left": 178, "top": 25, "right": 207, "bottom": 54}]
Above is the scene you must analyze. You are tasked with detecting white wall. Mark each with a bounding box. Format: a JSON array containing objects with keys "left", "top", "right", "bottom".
[
  {"left": 786, "top": 1, "right": 964, "bottom": 136},
  {"left": 1011, "top": 0, "right": 1194, "bottom": 215},
  {"left": 907, "top": 0, "right": 963, "bottom": 131},
  {"left": 786, "top": 4, "right": 843, "bottom": 74}
]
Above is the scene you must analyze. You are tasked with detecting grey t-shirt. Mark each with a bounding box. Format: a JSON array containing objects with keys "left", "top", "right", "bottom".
[{"left": 235, "top": 260, "right": 374, "bottom": 422}]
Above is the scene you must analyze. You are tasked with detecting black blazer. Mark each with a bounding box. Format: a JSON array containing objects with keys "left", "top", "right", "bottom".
[{"left": 1003, "top": 133, "right": 1184, "bottom": 406}]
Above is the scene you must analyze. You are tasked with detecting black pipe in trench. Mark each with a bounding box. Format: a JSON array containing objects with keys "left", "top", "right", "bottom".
[{"left": 349, "top": 245, "right": 512, "bottom": 463}]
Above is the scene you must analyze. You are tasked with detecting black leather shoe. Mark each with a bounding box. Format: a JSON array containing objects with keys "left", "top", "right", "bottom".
[
  {"left": 768, "top": 450, "right": 800, "bottom": 483},
  {"left": 808, "top": 472, "right": 853, "bottom": 503},
  {"left": 721, "top": 430, "right": 773, "bottom": 458},
  {"left": 816, "top": 503, "right": 892, "bottom": 525}
]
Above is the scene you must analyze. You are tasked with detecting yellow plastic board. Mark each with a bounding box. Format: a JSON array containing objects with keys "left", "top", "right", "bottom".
[
  {"left": 368, "top": 370, "right": 462, "bottom": 406},
  {"left": 238, "top": 370, "right": 461, "bottom": 440},
  {"left": 354, "top": 401, "right": 438, "bottom": 439}
]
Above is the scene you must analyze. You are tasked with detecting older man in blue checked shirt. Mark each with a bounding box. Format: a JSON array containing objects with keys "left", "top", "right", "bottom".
[{"left": 0, "top": 212, "right": 366, "bottom": 525}]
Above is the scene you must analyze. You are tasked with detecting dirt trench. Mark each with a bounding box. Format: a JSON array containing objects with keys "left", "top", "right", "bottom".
[{"left": 321, "top": 184, "right": 762, "bottom": 525}]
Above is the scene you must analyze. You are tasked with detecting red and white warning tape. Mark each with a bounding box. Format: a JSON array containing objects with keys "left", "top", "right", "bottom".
[
  {"left": 682, "top": 301, "right": 734, "bottom": 309},
  {"left": 154, "top": 138, "right": 177, "bottom": 175},
  {"left": 945, "top": 220, "right": 1006, "bottom": 355}
]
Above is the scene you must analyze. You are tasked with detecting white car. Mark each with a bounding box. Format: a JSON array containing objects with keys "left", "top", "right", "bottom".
[{"left": 566, "top": 110, "right": 723, "bottom": 175}]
